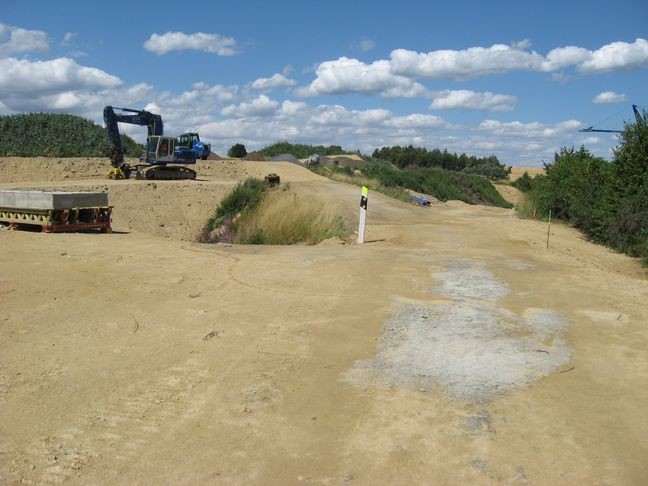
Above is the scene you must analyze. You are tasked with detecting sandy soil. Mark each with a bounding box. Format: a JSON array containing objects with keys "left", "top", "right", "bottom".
[
  {"left": 1, "top": 157, "right": 647, "bottom": 485},
  {"left": 509, "top": 166, "right": 546, "bottom": 181},
  {"left": 494, "top": 183, "right": 525, "bottom": 206}
]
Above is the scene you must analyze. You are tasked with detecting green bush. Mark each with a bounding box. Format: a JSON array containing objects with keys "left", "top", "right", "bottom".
[
  {"left": 227, "top": 143, "right": 247, "bottom": 158},
  {"left": 511, "top": 172, "right": 536, "bottom": 192},
  {"left": 0, "top": 112, "right": 142, "bottom": 157},
  {"left": 205, "top": 178, "right": 268, "bottom": 233}
]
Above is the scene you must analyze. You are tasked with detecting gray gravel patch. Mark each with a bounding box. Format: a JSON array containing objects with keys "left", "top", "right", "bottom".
[
  {"left": 434, "top": 262, "right": 509, "bottom": 301},
  {"left": 344, "top": 263, "right": 570, "bottom": 402}
]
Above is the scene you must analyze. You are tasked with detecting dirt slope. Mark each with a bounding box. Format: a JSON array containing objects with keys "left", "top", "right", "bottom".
[{"left": 1, "top": 157, "right": 647, "bottom": 485}]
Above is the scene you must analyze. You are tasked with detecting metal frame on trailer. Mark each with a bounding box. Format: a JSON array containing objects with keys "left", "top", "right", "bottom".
[{"left": 0, "top": 206, "right": 112, "bottom": 233}]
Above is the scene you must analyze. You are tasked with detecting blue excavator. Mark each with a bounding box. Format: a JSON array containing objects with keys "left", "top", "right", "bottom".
[{"left": 103, "top": 106, "right": 211, "bottom": 180}]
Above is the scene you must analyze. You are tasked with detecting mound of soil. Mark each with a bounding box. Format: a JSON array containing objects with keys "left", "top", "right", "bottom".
[
  {"left": 268, "top": 154, "right": 301, "bottom": 165},
  {"left": 242, "top": 152, "right": 266, "bottom": 161}
]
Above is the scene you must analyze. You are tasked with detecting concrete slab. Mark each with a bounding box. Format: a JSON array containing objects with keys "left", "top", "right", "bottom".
[{"left": 0, "top": 190, "right": 109, "bottom": 210}]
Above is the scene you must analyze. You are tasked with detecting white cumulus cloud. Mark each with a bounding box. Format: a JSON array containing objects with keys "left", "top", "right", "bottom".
[
  {"left": 579, "top": 38, "right": 648, "bottom": 73},
  {"left": 0, "top": 57, "right": 121, "bottom": 95},
  {"left": 251, "top": 73, "right": 296, "bottom": 91},
  {"left": 385, "top": 113, "right": 452, "bottom": 129},
  {"left": 390, "top": 44, "right": 545, "bottom": 80},
  {"left": 294, "top": 57, "right": 428, "bottom": 98},
  {"left": 542, "top": 46, "right": 591, "bottom": 71},
  {"left": 430, "top": 90, "right": 517, "bottom": 111},
  {"left": 478, "top": 119, "right": 583, "bottom": 137},
  {"left": 383, "top": 38, "right": 648, "bottom": 80},
  {"left": 593, "top": 91, "right": 626, "bottom": 104},
  {"left": 0, "top": 57, "right": 126, "bottom": 116},
  {"left": 221, "top": 95, "right": 279, "bottom": 117},
  {"left": 144, "top": 31, "right": 238, "bottom": 55},
  {"left": 0, "top": 23, "right": 49, "bottom": 57}
]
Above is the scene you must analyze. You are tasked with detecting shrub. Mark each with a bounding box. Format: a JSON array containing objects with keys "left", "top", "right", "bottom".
[
  {"left": 227, "top": 143, "right": 248, "bottom": 158},
  {"left": 511, "top": 172, "right": 536, "bottom": 192}
]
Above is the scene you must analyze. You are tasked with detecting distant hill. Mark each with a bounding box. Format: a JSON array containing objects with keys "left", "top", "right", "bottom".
[{"left": 0, "top": 113, "right": 142, "bottom": 158}]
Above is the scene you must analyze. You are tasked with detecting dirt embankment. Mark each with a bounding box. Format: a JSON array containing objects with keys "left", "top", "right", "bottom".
[{"left": 0, "top": 157, "right": 325, "bottom": 240}]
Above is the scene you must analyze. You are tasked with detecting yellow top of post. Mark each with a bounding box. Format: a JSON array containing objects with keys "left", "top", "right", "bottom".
[{"left": 361, "top": 186, "right": 368, "bottom": 197}]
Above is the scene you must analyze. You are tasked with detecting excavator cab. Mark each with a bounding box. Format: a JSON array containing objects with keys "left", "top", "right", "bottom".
[{"left": 146, "top": 136, "right": 176, "bottom": 164}]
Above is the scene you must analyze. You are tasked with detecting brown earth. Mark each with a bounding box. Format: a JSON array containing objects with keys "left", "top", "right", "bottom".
[{"left": 1, "top": 157, "right": 647, "bottom": 485}]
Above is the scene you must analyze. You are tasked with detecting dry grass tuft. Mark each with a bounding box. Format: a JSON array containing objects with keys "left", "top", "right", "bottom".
[{"left": 235, "top": 186, "right": 346, "bottom": 245}]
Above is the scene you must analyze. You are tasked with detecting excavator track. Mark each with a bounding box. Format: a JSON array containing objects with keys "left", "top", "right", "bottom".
[{"left": 137, "top": 166, "right": 197, "bottom": 180}]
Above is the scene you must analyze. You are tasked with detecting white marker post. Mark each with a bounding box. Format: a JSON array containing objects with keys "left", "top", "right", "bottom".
[{"left": 358, "top": 186, "right": 368, "bottom": 244}]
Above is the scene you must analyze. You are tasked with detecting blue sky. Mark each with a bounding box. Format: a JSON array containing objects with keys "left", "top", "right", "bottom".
[{"left": 1, "top": 0, "right": 647, "bottom": 166}]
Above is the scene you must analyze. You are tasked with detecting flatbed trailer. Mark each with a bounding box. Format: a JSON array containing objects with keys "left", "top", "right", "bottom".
[{"left": 0, "top": 190, "right": 112, "bottom": 233}]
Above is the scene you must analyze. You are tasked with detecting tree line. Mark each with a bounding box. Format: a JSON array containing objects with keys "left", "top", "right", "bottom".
[
  {"left": 371, "top": 145, "right": 510, "bottom": 180},
  {"left": 0, "top": 113, "right": 142, "bottom": 158},
  {"left": 259, "top": 141, "right": 355, "bottom": 159}
]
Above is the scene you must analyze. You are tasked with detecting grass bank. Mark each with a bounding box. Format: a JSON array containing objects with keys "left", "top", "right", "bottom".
[
  {"left": 200, "top": 179, "right": 346, "bottom": 245},
  {"left": 235, "top": 185, "right": 346, "bottom": 244},
  {"left": 313, "top": 162, "right": 512, "bottom": 208}
]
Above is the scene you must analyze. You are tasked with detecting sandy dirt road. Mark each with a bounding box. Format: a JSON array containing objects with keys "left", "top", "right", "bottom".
[{"left": 1, "top": 158, "right": 647, "bottom": 485}]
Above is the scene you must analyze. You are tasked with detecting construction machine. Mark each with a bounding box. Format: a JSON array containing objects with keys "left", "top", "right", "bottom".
[
  {"left": 103, "top": 106, "right": 202, "bottom": 180},
  {"left": 178, "top": 132, "right": 211, "bottom": 160}
]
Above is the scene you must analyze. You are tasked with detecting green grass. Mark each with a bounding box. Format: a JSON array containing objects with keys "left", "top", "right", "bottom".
[{"left": 312, "top": 165, "right": 411, "bottom": 203}]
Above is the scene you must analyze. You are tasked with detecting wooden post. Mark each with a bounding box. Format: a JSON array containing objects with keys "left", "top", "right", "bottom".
[{"left": 546, "top": 209, "right": 552, "bottom": 249}]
